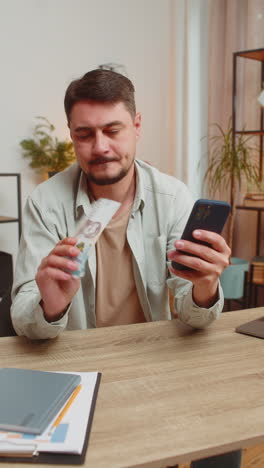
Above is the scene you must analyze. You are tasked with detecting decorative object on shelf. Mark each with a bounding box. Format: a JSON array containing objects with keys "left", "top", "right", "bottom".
[
  {"left": 19, "top": 116, "right": 76, "bottom": 176},
  {"left": 98, "top": 63, "right": 128, "bottom": 76},
  {"left": 243, "top": 191, "right": 264, "bottom": 208}
]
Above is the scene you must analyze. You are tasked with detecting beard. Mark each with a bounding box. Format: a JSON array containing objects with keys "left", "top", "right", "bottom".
[
  {"left": 85, "top": 156, "right": 134, "bottom": 186},
  {"left": 86, "top": 168, "right": 129, "bottom": 186}
]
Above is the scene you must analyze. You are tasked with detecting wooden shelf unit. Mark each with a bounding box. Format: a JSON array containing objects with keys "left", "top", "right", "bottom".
[{"left": 232, "top": 48, "right": 264, "bottom": 181}]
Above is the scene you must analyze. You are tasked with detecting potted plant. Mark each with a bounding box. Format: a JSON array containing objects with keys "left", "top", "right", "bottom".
[
  {"left": 204, "top": 119, "right": 261, "bottom": 301},
  {"left": 20, "top": 116, "right": 76, "bottom": 177}
]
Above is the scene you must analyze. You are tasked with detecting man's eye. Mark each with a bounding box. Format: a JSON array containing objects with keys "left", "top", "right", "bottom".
[
  {"left": 78, "top": 134, "right": 92, "bottom": 140},
  {"left": 106, "top": 129, "right": 119, "bottom": 135}
]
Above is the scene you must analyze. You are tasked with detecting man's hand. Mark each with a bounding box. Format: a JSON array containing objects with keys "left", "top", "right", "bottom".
[
  {"left": 167, "top": 230, "right": 231, "bottom": 308},
  {"left": 35, "top": 237, "right": 81, "bottom": 322}
]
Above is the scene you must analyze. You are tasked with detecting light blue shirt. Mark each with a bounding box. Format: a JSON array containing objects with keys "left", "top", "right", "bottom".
[{"left": 11, "top": 160, "right": 224, "bottom": 339}]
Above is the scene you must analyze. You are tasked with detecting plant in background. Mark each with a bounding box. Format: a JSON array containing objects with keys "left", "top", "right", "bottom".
[
  {"left": 20, "top": 116, "right": 76, "bottom": 174},
  {"left": 204, "top": 119, "right": 260, "bottom": 251}
]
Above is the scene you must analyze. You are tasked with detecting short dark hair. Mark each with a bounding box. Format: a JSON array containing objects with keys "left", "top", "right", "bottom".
[{"left": 64, "top": 69, "right": 136, "bottom": 122}]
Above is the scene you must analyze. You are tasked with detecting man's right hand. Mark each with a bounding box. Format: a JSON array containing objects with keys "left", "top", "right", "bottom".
[{"left": 35, "top": 237, "right": 81, "bottom": 322}]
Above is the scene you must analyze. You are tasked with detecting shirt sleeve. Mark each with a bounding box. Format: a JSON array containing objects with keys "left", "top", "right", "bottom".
[
  {"left": 11, "top": 196, "right": 69, "bottom": 339},
  {"left": 168, "top": 276, "right": 224, "bottom": 328},
  {"left": 165, "top": 185, "right": 224, "bottom": 328}
]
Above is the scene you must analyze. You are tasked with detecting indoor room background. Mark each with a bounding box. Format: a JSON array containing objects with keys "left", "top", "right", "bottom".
[{"left": 0, "top": 0, "right": 263, "bottom": 270}]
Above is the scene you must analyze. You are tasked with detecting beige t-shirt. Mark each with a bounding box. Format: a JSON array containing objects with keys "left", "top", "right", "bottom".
[{"left": 95, "top": 208, "right": 146, "bottom": 327}]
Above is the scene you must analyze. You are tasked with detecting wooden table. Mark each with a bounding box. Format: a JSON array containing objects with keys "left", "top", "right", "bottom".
[{"left": 1, "top": 307, "right": 264, "bottom": 468}]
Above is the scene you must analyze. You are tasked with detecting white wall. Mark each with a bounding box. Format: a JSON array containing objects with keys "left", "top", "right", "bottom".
[
  {"left": 171, "top": 0, "right": 209, "bottom": 200},
  {"left": 0, "top": 0, "right": 173, "bottom": 263}
]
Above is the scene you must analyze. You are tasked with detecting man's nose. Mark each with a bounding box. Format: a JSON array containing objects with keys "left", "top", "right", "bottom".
[{"left": 93, "top": 132, "right": 109, "bottom": 154}]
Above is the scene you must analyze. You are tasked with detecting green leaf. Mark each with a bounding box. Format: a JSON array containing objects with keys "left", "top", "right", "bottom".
[
  {"left": 203, "top": 117, "right": 261, "bottom": 246},
  {"left": 19, "top": 116, "right": 76, "bottom": 172}
]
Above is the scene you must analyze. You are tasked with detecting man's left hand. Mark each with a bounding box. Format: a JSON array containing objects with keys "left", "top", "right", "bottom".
[{"left": 167, "top": 230, "right": 231, "bottom": 308}]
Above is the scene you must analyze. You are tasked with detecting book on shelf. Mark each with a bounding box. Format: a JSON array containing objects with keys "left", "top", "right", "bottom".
[{"left": 0, "top": 370, "right": 101, "bottom": 464}]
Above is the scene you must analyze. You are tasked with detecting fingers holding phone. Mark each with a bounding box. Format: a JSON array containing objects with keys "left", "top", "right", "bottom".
[
  {"left": 168, "top": 229, "right": 231, "bottom": 276},
  {"left": 168, "top": 199, "right": 230, "bottom": 272},
  {"left": 168, "top": 199, "right": 231, "bottom": 308}
]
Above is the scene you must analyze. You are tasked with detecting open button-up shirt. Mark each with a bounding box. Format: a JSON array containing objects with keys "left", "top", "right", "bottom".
[{"left": 11, "top": 160, "right": 224, "bottom": 339}]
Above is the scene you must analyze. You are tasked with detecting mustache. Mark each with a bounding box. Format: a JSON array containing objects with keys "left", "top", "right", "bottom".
[{"left": 89, "top": 156, "right": 119, "bottom": 165}]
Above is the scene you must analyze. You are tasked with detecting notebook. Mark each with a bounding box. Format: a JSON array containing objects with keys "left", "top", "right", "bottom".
[
  {"left": 0, "top": 371, "right": 101, "bottom": 464},
  {"left": 0, "top": 368, "right": 81, "bottom": 434}
]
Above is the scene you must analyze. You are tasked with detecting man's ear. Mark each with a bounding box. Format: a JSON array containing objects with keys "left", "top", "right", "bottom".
[{"left": 134, "top": 112, "right": 141, "bottom": 138}]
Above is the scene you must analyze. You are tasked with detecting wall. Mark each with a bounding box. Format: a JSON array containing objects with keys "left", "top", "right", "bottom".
[
  {"left": 170, "top": 0, "right": 209, "bottom": 200},
  {"left": 0, "top": 0, "right": 173, "bottom": 263}
]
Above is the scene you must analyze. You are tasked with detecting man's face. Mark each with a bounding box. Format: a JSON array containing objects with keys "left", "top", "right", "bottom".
[{"left": 69, "top": 100, "right": 141, "bottom": 186}]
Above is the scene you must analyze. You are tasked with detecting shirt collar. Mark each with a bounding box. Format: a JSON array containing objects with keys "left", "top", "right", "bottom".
[
  {"left": 75, "top": 170, "right": 92, "bottom": 218},
  {"left": 133, "top": 160, "right": 145, "bottom": 213}
]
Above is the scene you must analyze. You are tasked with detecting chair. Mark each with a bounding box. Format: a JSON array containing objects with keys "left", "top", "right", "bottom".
[
  {"left": 0, "top": 286, "right": 17, "bottom": 337},
  {"left": 0, "top": 251, "right": 13, "bottom": 297},
  {"left": 247, "top": 256, "right": 264, "bottom": 308},
  {"left": 0, "top": 251, "right": 16, "bottom": 337},
  {"left": 220, "top": 258, "right": 249, "bottom": 311}
]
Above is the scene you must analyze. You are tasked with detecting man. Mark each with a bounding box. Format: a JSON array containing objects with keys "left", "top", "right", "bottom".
[{"left": 11, "top": 69, "right": 240, "bottom": 467}]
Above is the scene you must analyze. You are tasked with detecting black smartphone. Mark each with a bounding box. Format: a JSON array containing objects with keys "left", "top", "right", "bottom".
[{"left": 171, "top": 199, "right": 231, "bottom": 271}]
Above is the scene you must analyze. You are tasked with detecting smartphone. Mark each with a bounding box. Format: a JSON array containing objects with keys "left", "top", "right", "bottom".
[{"left": 171, "top": 199, "right": 231, "bottom": 271}]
